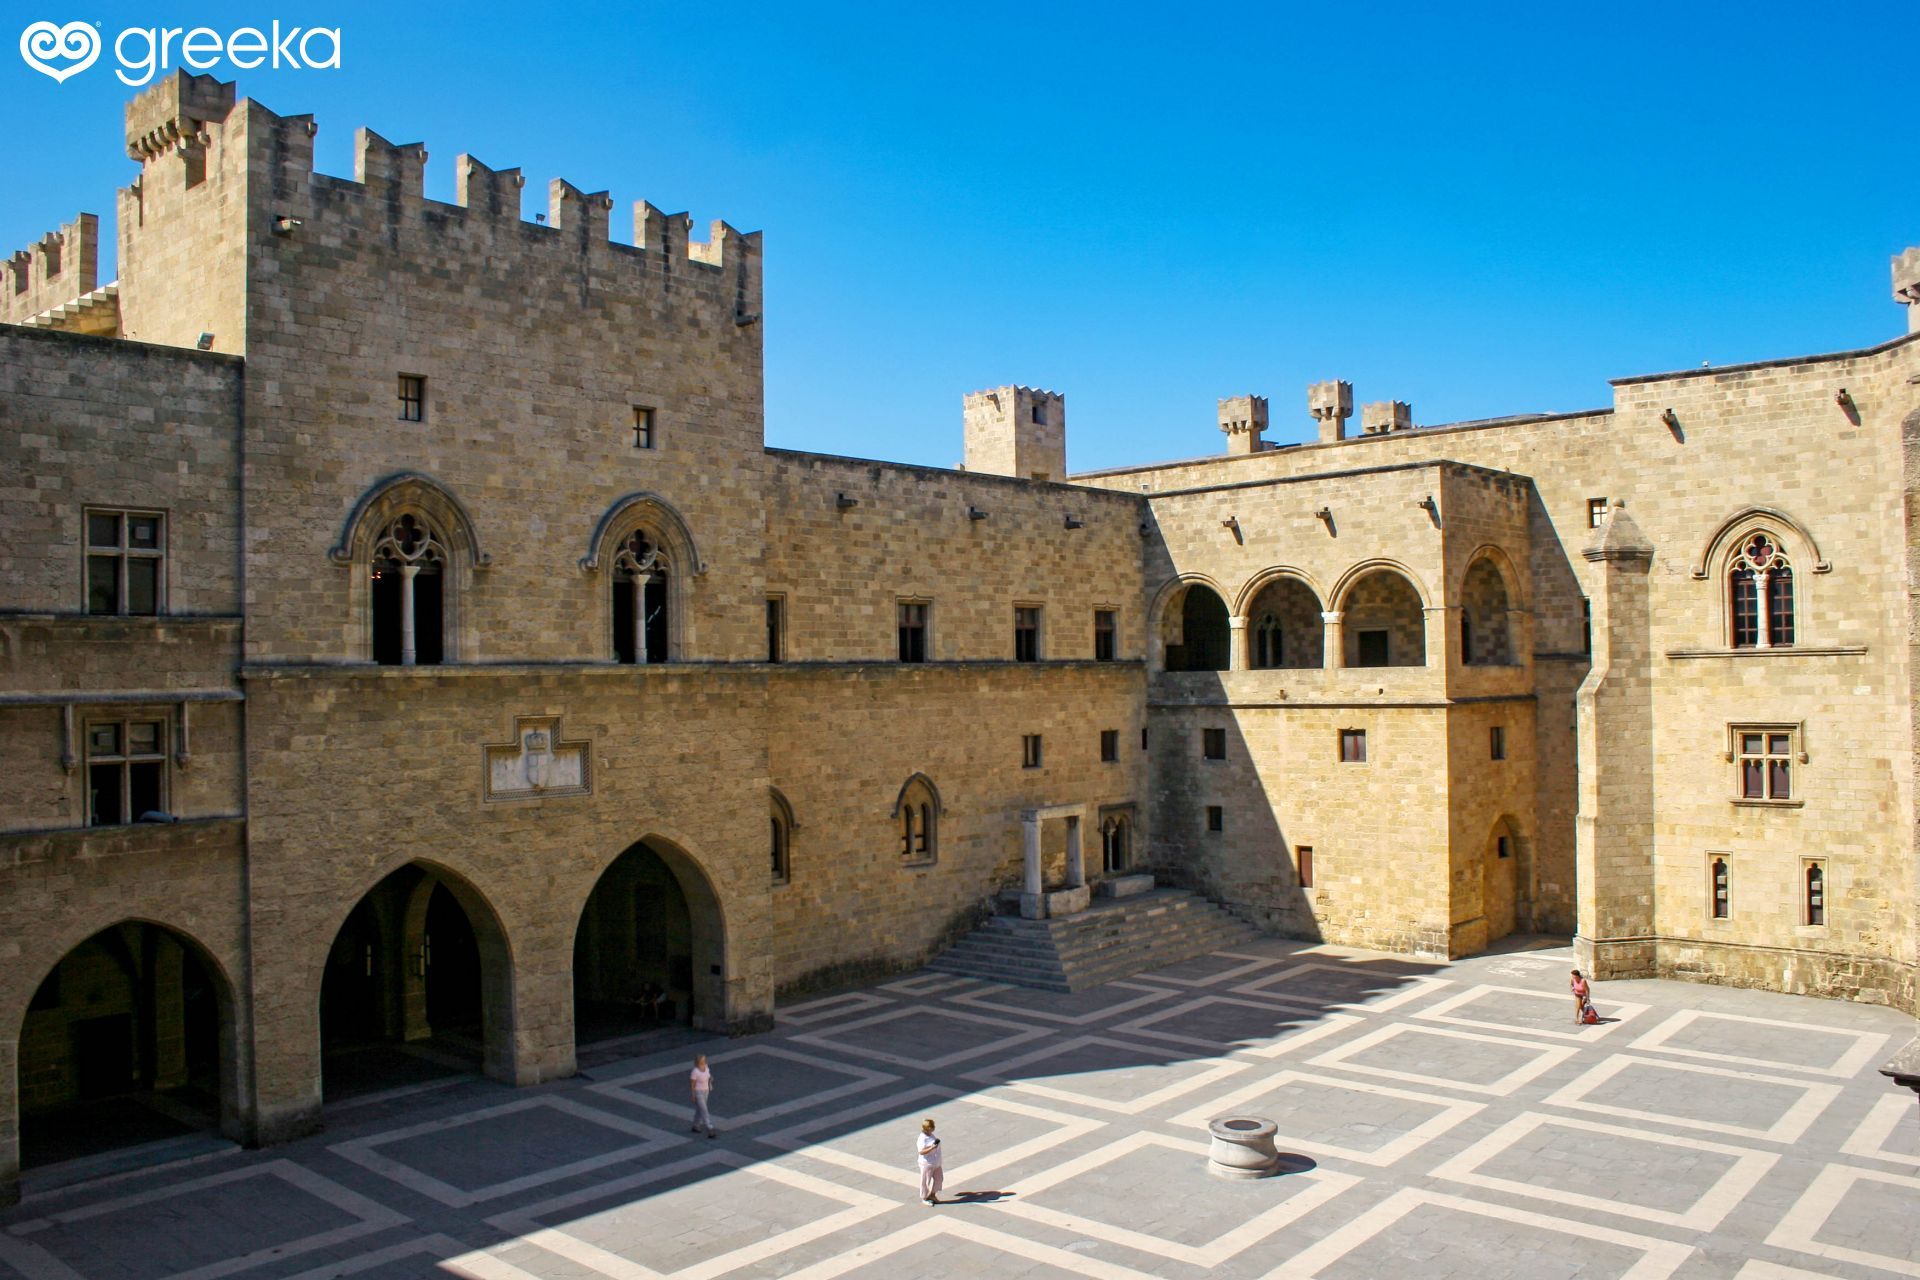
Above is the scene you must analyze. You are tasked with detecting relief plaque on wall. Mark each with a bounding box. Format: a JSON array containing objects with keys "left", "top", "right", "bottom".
[{"left": 483, "top": 715, "right": 590, "bottom": 801}]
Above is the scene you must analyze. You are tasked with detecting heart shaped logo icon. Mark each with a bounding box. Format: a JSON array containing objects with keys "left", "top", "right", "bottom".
[{"left": 19, "top": 20, "right": 100, "bottom": 83}]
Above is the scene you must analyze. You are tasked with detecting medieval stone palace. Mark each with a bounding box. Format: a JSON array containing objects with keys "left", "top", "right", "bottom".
[{"left": 3, "top": 74, "right": 1917, "bottom": 1202}]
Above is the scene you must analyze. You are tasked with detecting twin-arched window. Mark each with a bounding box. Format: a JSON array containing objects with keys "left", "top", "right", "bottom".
[
  {"left": 1728, "top": 533, "right": 1794, "bottom": 648},
  {"left": 612, "top": 530, "right": 671, "bottom": 664},
  {"left": 370, "top": 513, "right": 447, "bottom": 665},
  {"left": 895, "top": 774, "right": 940, "bottom": 864}
]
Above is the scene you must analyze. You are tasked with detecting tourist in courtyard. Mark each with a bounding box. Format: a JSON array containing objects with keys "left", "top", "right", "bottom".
[
  {"left": 1570, "top": 968, "right": 1592, "bottom": 1024},
  {"left": 690, "top": 1054, "right": 715, "bottom": 1137},
  {"left": 917, "top": 1117, "right": 944, "bottom": 1205}
]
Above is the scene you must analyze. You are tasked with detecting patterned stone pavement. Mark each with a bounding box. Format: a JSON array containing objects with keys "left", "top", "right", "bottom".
[{"left": 4, "top": 938, "right": 1917, "bottom": 1280}]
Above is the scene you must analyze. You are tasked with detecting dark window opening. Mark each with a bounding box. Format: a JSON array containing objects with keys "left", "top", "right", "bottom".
[
  {"left": 1710, "top": 857, "right": 1730, "bottom": 919},
  {"left": 85, "top": 510, "right": 164, "bottom": 617},
  {"left": 1490, "top": 726, "right": 1507, "bottom": 760},
  {"left": 1805, "top": 862, "right": 1825, "bottom": 926},
  {"left": 633, "top": 406, "right": 656, "bottom": 449},
  {"left": 1296, "top": 846, "right": 1314, "bottom": 888},
  {"left": 1022, "top": 734, "right": 1043, "bottom": 769},
  {"left": 1094, "top": 610, "right": 1116, "bottom": 661},
  {"left": 898, "top": 602, "right": 928, "bottom": 663},
  {"left": 766, "top": 597, "right": 784, "bottom": 663},
  {"left": 1015, "top": 606, "right": 1040, "bottom": 662},
  {"left": 1355, "top": 629, "right": 1390, "bottom": 667},
  {"left": 1100, "top": 729, "right": 1119, "bottom": 763},
  {"left": 1203, "top": 727, "right": 1226, "bottom": 760},
  {"left": 398, "top": 375, "right": 426, "bottom": 422},
  {"left": 1205, "top": 805, "right": 1224, "bottom": 833}
]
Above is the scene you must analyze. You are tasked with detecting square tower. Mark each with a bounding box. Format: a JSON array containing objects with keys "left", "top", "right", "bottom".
[
  {"left": 1218, "top": 394, "right": 1268, "bottom": 455},
  {"left": 963, "top": 386, "right": 1066, "bottom": 482}
]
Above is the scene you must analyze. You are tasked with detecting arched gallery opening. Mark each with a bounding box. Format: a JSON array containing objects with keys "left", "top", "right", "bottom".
[
  {"left": 1340, "top": 569, "right": 1427, "bottom": 667},
  {"left": 1246, "top": 576, "right": 1326, "bottom": 669},
  {"left": 1163, "top": 584, "right": 1231, "bottom": 672},
  {"left": 1461, "top": 558, "right": 1515, "bottom": 666},
  {"left": 574, "top": 839, "right": 725, "bottom": 1046},
  {"left": 320, "top": 863, "right": 505, "bottom": 1100},
  {"left": 15, "top": 923, "right": 230, "bottom": 1169}
]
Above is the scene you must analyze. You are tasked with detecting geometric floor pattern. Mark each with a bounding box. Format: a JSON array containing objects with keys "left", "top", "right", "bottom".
[{"left": 4, "top": 937, "right": 1916, "bottom": 1280}]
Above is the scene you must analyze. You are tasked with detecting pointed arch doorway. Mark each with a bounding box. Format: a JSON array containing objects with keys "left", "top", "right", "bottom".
[{"left": 574, "top": 838, "right": 726, "bottom": 1048}]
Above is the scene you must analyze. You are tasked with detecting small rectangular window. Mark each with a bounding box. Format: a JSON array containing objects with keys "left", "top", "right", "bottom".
[
  {"left": 1339, "top": 729, "right": 1367, "bottom": 763},
  {"left": 1032, "top": 402, "right": 1048, "bottom": 425},
  {"left": 765, "top": 596, "right": 784, "bottom": 663},
  {"left": 898, "top": 601, "right": 929, "bottom": 663},
  {"left": 86, "top": 716, "right": 168, "bottom": 826},
  {"left": 1296, "top": 846, "right": 1314, "bottom": 888},
  {"left": 1586, "top": 497, "right": 1608, "bottom": 529},
  {"left": 1205, "top": 805, "right": 1224, "bottom": 832},
  {"left": 1804, "top": 860, "right": 1825, "bottom": 927},
  {"left": 1202, "top": 727, "right": 1227, "bottom": 761},
  {"left": 633, "top": 406, "right": 656, "bottom": 449},
  {"left": 1100, "top": 729, "right": 1119, "bottom": 763},
  {"left": 1094, "top": 610, "right": 1117, "bottom": 661},
  {"left": 1732, "top": 725, "right": 1795, "bottom": 801},
  {"left": 85, "top": 508, "right": 166, "bottom": 617},
  {"left": 1496, "top": 835, "right": 1511, "bottom": 859},
  {"left": 1022, "top": 734, "right": 1043, "bottom": 769},
  {"left": 398, "top": 374, "right": 426, "bottom": 422},
  {"left": 1490, "top": 726, "right": 1506, "bottom": 761},
  {"left": 1014, "top": 606, "right": 1041, "bottom": 662},
  {"left": 1581, "top": 599, "right": 1592, "bottom": 656},
  {"left": 1709, "top": 855, "right": 1731, "bottom": 920},
  {"left": 1141, "top": 727, "right": 1149, "bottom": 752}
]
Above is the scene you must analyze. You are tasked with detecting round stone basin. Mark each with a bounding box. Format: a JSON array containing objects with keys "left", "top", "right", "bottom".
[{"left": 1207, "top": 1115, "right": 1280, "bottom": 1179}]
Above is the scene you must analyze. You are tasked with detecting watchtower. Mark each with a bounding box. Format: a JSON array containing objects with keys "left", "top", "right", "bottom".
[{"left": 963, "top": 386, "right": 1067, "bottom": 482}]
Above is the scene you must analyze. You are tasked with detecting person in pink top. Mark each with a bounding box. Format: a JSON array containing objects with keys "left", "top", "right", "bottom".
[
  {"left": 689, "top": 1055, "right": 715, "bottom": 1138},
  {"left": 1569, "top": 969, "right": 1592, "bottom": 1024}
]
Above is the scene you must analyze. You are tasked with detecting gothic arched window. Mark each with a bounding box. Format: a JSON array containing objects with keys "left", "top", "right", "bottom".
[
  {"left": 895, "top": 774, "right": 940, "bottom": 864},
  {"left": 612, "top": 530, "right": 670, "bottom": 664},
  {"left": 1101, "top": 814, "right": 1131, "bottom": 875},
  {"left": 371, "top": 513, "right": 447, "bottom": 665},
  {"left": 1728, "top": 533, "right": 1794, "bottom": 648}
]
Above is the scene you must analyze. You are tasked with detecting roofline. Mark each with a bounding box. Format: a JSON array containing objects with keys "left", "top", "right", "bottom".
[
  {"left": 1136, "top": 457, "right": 1536, "bottom": 501},
  {"left": 765, "top": 446, "right": 1147, "bottom": 502},
  {"left": 1609, "top": 328, "right": 1920, "bottom": 386}
]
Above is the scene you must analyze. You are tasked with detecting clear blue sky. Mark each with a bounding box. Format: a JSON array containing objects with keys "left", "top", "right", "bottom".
[{"left": 5, "top": 2, "right": 1916, "bottom": 471}]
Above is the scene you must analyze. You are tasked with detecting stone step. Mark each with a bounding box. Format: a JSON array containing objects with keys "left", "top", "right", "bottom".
[{"left": 927, "top": 887, "right": 1262, "bottom": 992}]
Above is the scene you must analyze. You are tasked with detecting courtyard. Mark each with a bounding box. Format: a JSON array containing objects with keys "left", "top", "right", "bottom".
[{"left": 2, "top": 937, "right": 1914, "bottom": 1280}]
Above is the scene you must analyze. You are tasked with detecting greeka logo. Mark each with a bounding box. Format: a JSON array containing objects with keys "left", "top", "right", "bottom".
[
  {"left": 19, "top": 20, "right": 98, "bottom": 82},
  {"left": 18, "top": 19, "right": 342, "bottom": 86}
]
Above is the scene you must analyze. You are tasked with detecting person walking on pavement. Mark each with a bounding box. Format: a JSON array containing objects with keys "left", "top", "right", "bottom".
[
  {"left": 690, "top": 1054, "right": 716, "bottom": 1138},
  {"left": 917, "top": 1117, "right": 943, "bottom": 1205}
]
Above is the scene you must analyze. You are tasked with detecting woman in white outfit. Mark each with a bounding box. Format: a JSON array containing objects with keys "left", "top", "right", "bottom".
[{"left": 917, "top": 1117, "right": 943, "bottom": 1205}]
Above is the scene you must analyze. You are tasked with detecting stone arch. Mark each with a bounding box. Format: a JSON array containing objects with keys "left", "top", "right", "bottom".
[
  {"left": 317, "top": 859, "right": 517, "bottom": 1089},
  {"left": 571, "top": 834, "right": 730, "bottom": 1037},
  {"left": 1150, "top": 575, "right": 1232, "bottom": 671},
  {"left": 1481, "top": 815, "right": 1525, "bottom": 944},
  {"left": 329, "top": 472, "right": 490, "bottom": 663},
  {"left": 770, "top": 787, "right": 796, "bottom": 885},
  {"left": 1460, "top": 551, "right": 1516, "bottom": 666},
  {"left": 1238, "top": 569, "right": 1326, "bottom": 669},
  {"left": 11, "top": 918, "right": 246, "bottom": 1172},
  {"left": 581, "top": 492, "right": 705, "bottom": 662},
  {"left": 893, "top": 772, "right": 942, "bottom": 862},
  {"left": 1690, "top": 505, "right": 1830, "bottom": 580},
  {"left": 1332, "top": 562, "right": 1429, "bottom": 667}
]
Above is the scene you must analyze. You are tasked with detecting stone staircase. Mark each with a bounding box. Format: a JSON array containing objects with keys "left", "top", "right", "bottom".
[{"left": 927, "top": 888, "right": 1262, "bottom": 992}]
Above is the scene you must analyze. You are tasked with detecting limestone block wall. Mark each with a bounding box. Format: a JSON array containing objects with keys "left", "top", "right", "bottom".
[
  {"left": 0, "top": 327, "right": 243, "bottom": 617},
  {"left": 1445, "top": 698, "right": 1540, "bottom": 955},
  {"left": 113, "top": 86, "right": 771, "bottom": 666},
  {"left": 240, "top": 665, "right": 775, "bottom": 1140},
  {"left": 1149, "top": 696, "right": 1454, "bottom": 955},
  {"left": 766, "top": 663, "right": 1147, "bottom": 994},
  {"left": 1080, "top": 331, "right": 1920, "bottom": 1008},
  {"left": 763, "top": 451, "right": 1145, "bottom": 662}
]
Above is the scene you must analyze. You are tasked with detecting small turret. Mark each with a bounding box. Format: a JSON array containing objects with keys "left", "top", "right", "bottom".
[
  {"left": 1309, "top": 380, "right": 1353, "bottom": 443},
  {"left": 1361, "top": 400, "right": 1412, "bottom": 435},
  {"left": 963, "top": 386, "right": 1066, "bottom": 482},
  {"left": 1894, "top": 246, "right": 1920, "bottom": 334},
  {"left": 1218, "top": 395, "right": 1268, "bottom": 455}
]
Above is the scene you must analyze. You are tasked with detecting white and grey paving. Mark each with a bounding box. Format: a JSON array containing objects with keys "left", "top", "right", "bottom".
[{"left": 4, "top": 937, "right": 1916, "bottom": 1280}]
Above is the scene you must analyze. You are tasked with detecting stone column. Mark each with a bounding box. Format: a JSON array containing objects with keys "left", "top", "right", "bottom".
[
  {"left": 1573, "top": 502, "right": 1657, "bottom": 980},
  {"left": 398, "top": 563, "right": 419, "bottom": 665},
  {"left": 632, "top": 572, "right": 654, "bottom": 665},
  {"left": 1755, "top": 568, "right": 1773, "bottom": 650},
  {"left": 1321, "top": 611, "right": 1344, "bottom": 668},
  {"left": 1065, "top": 814, "right": 1085, "bottom": 888},
  {"left": 1228, "top": 615, "right": 1248, "bottom": 671},
  {"left": 1424, "top": 606, "right": 1449, "bottom": 670},
  {"left": 1023, "top": 815, "right": 1043, "bottom": 896}
]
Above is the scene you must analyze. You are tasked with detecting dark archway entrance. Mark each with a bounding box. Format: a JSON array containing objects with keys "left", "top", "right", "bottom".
[
  {"left": 574, "top": 839, "right": 725, "bottom": 1049},
  {"left": 16, "top": 923, "right": 232, "bottom": 1170},
  {"left": 320, "top": 864, "right": 497, "bottom": 1101},
  {"left": 1164, "top": 584, "right": 1231, "bottom": 672}
]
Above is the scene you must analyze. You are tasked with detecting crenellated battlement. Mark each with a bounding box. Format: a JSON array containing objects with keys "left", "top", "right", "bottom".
[
  {"left": 110, "top": 74, "right": 761, "bottom": 352},
  {"left": 1, "top": 213, "right": 100, "bottom": 327}
]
